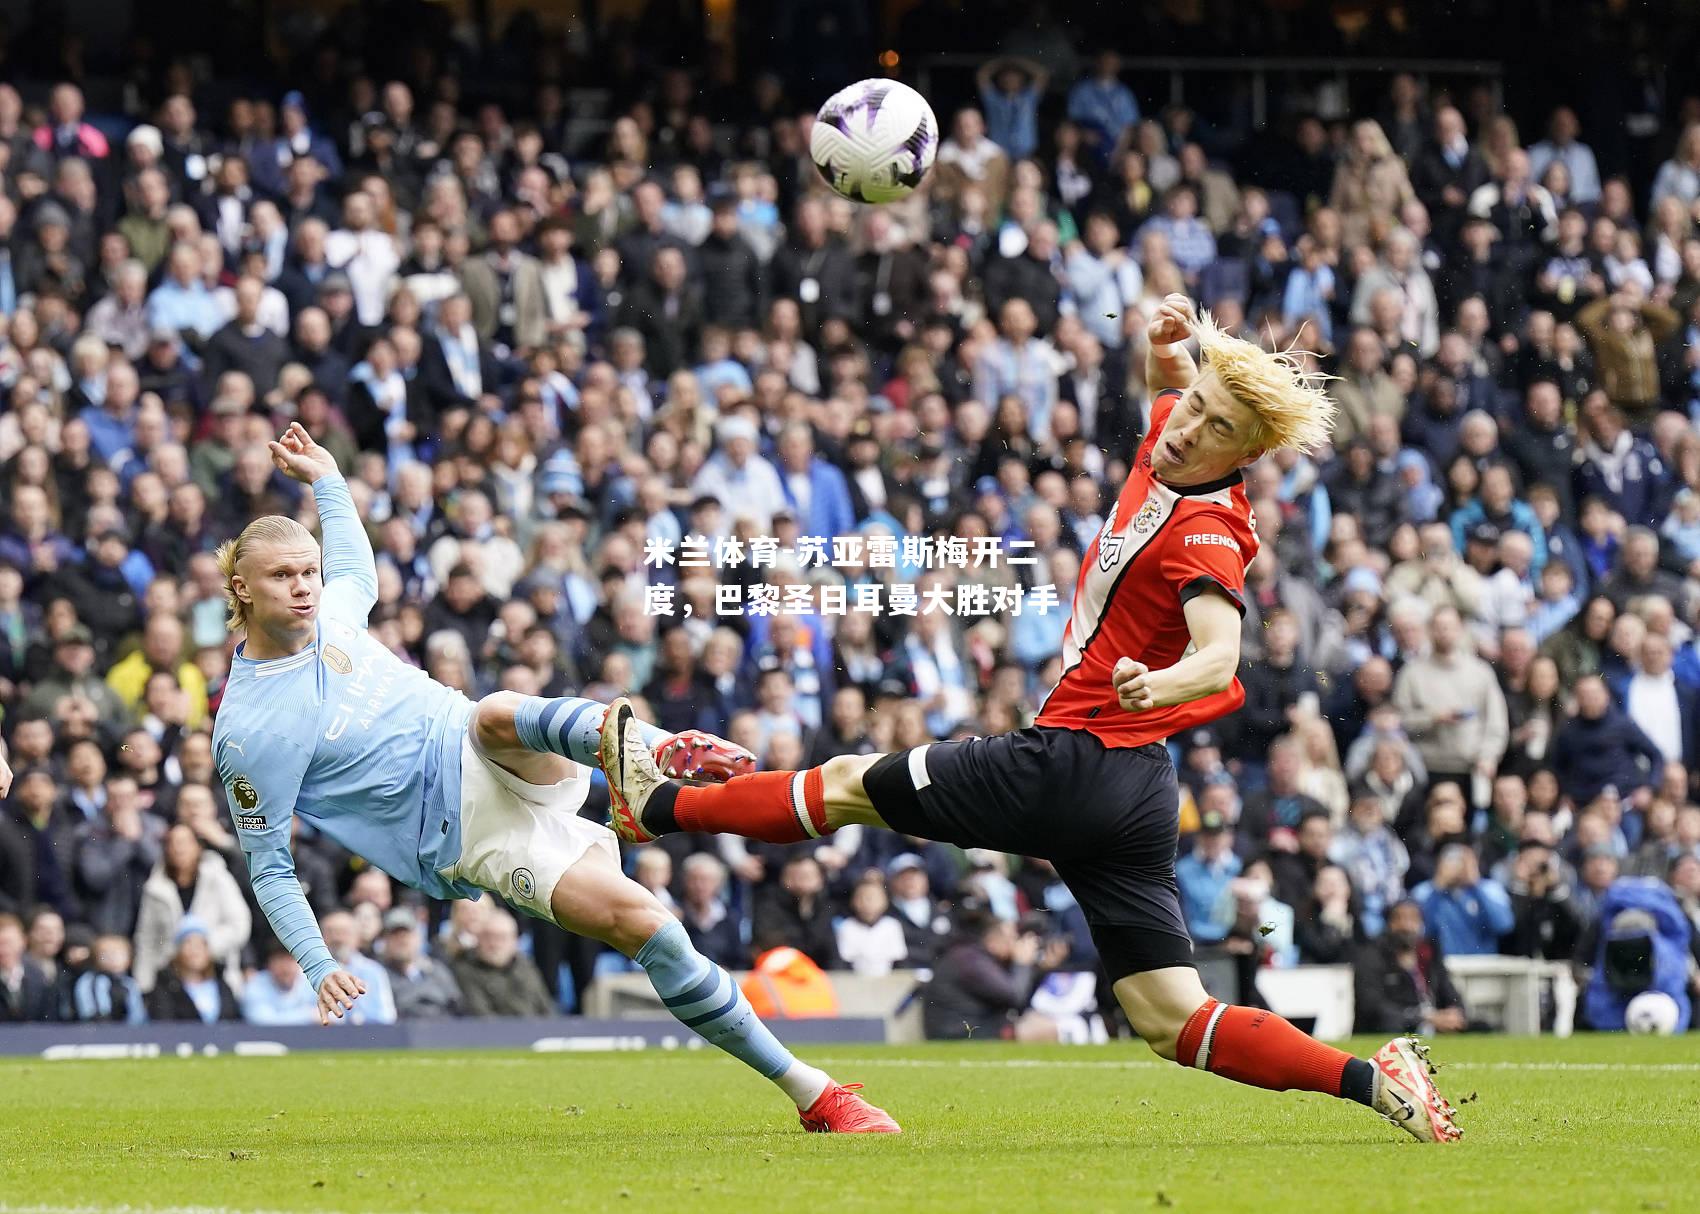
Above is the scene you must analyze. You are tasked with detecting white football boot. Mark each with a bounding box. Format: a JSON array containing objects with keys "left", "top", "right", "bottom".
[
  {"left": 600, "top": 697, "right": 667, "bottom": 844},
  {"left": 1371, "top": 1036, "right": 1463, "bottom": 1143}
]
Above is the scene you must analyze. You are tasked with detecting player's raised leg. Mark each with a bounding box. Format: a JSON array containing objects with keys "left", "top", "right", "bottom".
[
  {"left": 544, "top": 848, "right": 898, "bottom": 1134},
  {"left": 1112, "top": 963, "right": 1461, "bottom": 1143},
  {"left": 472, "top": 691, "right": 755, "bottom": 794},
  {"left": 598, "top": 696, "right": 887, "bottom": 845}
]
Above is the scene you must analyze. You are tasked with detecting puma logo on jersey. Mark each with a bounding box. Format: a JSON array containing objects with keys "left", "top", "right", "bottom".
[{"left": 1184, "top": 533, "right": 1241, "bottom": 552}]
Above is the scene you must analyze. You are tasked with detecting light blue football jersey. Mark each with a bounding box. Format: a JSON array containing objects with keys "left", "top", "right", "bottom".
[{"left": 212, "top": 474, "right": 481, "bottom": 988}]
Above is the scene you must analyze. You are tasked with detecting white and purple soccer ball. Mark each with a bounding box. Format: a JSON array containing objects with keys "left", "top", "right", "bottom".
[
  {"left": 810, "top": 79, "right": 938, "bottom": 205},
  {"left": 1624, "top": 990, "right": 1681, "bottom": 1036}
]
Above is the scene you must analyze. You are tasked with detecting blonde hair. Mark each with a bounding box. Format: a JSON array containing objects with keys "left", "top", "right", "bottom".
[
  {"left": 1190, "top": 308, "right": 1337, "bottom": 456},
  {"left": 215, "top": 514, "right": 317, "bottom": 632}
]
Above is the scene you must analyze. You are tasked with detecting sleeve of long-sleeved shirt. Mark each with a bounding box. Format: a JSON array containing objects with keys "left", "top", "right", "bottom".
[
  {"left": 1476, "top": 879, "right": 1516, "bottom": 939},
  {"left": 1476, "top": 669, "right": 1510, "bottom": 766},
  {"left": 313, "top": 473, "right": 378, "bottom": 625},
  {"left": 218, "top": 729, "right": 338, "bottom": 993},
  {"left": 953, "top": 947, "right": 1031, "bottom": 1012},
  {"left": 1064, "top": 250, "right": 1108, "bottom": 305}
]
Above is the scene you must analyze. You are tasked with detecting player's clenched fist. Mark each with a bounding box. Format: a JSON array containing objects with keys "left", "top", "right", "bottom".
[
  {"left": 317, "top": 969, "right": 368, "bottom": 1026},
  {"left": 654, "top": 729, "right": 758, "bottom": 782},
  {"left": 269, "top": 421, "right": 342, "bottom": 485},
  {"left": 1113, "top": 657, "right": 1155, "bottom": 713},
  {"left": 1147, "top": 293, "right": 1195, "bottom": 347}
]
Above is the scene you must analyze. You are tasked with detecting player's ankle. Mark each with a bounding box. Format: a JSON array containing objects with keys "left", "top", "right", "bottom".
[{"left": 640, "top": 779, "right": 682, "bottom": 836}]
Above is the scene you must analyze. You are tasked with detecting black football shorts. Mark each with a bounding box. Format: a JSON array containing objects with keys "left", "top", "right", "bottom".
[{"left": 863, "top": 726, "right": 1194, "bottom": 981}]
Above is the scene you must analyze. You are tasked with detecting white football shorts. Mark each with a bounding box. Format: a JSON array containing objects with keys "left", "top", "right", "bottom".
[{"left": 437, "top": 732, "right": 618, "bottom": 921}]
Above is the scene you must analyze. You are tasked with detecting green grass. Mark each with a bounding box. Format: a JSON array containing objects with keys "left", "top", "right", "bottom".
[{"left": 1, "top": 1035, "right": 1697, "bottom": 1213}]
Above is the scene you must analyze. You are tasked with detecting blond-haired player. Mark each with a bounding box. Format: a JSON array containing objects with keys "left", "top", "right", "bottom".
[
  {"left": 600, "top": 296, "right": 1462, "bottom": 1143},
  {"left": 210, "top": 423, "right": 897, "bottom": 1133}
]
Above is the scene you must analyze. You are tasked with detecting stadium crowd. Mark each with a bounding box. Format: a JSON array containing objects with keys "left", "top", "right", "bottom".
[{"left": 1, "top": 6, "right": 1700, "bottom": 1038}]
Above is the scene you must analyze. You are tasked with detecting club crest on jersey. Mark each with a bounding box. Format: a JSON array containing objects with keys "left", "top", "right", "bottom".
[
  {"left": 232, "top": 775, "right": 259, "bottom": 811},
  {"left": 1132, "top": 497, "right": 1164, "bottom": 535},
  {"left": 512, "top": 868, "right": 536, "bottom": 900},
  {"left": 322, "top": 645, "right": 352, "bottom": 675}
]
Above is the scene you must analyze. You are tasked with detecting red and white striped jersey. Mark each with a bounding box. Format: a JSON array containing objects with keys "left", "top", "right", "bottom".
[{"left": 1035, "top": 389, "right": 1259, "bottom": 748}]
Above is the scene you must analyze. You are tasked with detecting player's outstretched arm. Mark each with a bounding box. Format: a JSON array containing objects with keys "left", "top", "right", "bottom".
[
  {"left": 1146, "top": 292, "right": 1200, "bottom": 394},
  {"left": 270, "top": 421, "right": 379, "bottom": 615},
  {"left": 248, "top": 846, "right": 367, "bottom": 1025},
  {"left": 1113, "top": 592, "right": 1242, "bottom": 712}
]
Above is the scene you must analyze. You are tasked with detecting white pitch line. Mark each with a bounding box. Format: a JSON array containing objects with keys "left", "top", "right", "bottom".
[
  {"left": 0, "top": 1206, "right": 394, "bottom": 1214},
  {"left": 809, "top": 1057, "right": 1700, "bottom": 1073}
]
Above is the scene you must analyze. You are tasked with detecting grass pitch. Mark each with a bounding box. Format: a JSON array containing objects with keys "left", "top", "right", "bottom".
[{"left": 0, "top": 1035, "right": 1696, "bottom": 1214}]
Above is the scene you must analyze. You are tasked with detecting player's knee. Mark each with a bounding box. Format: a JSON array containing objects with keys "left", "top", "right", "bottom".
[
  {"left": 1114, "top": 979, "right": 1196, "bottom": 1063},
  {"left": 608, "top": 896, "right": 673, "bottom": 956},
  {"left": 821, "top": 752, "right": 881, "bottom": 823},
  {"left": 1124, "top": 1000, "right": 1184, "bottom": 1061},
  {"left": 472, "top": 692, "right": 524, "bottom": 750}
]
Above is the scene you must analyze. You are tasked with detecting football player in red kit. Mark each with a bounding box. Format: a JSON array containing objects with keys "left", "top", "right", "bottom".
[{"left": 601, "top": 295, "right": 1462, "bottom": 1144}]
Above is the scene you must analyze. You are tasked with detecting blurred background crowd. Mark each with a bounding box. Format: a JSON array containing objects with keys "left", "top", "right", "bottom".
[{"left": 2, "top": 0, "right": 1700, "bottom": 1038}]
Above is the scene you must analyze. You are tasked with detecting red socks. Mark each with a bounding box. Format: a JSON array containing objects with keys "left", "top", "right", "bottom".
[
  {"left": 1175, "top": 999, "right": 1354, "bottom": 1097},
  {"left": 672, "top": 767, "right": 829, "bottom": 842}
]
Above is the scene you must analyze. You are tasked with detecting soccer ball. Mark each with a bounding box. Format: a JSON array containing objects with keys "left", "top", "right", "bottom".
[
  {"left": 1624, "top": 990, "right": 1681, "bottom": 1036},
  {"left": 810, "top": 79, "right": 938, "bottom": 205}
]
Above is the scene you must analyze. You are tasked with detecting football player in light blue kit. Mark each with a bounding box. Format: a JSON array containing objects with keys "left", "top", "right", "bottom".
[{"left": 211, "top": 423, "right": 896, "bottom": 1133}]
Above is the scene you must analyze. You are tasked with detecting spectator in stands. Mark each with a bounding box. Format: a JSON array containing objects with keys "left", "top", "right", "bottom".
[
  {"left": 1601, "top": 527, "right": 1686, "bottom": 612},
  {"left": 69, "top": 933, "right": 145, "bottom": 1024},
  {"left": 1620, "top": 632, "right": 1700, "bottom": 769},
  {"left": 1554, "top": 674, "right": 1665, "bottom": 806},
  {"left": 1391, "top": 605, "right": 1508, "bottom": 804},
  {"left": 834, "top": 876, "right": 908, "bottom": 977},
  {"left": 75, "top": 780, "right": 165, "bottom": 939},
  {"left": 1178, "top": 810, "right": 1241, "bottom": 943},
  {"left": 0, "top": 912, "right": 52, "bottom": 1022},
  {"left": 1412, "top": 106, "right": 1489, "bottom": 245},
  {"left": 1295, "top": 864, "right": 1361, "bottom": 964},
  {"left": 1268, "top": 807, "right": 1338, "bottom": 912},
  {"left": 241, "top": 943, "right": 319, "bottom": 1025},
  {"left": 1501, "top": 841, "right": 1583, "bottom": 961},
  {"left": 131, "top": 824, "right": 250, "bottom": 994},
  {"left": 1331, "top": 119, "right": 1414, "bottom": 249},
  {"left": 976, "top": 56, "right": 1048, "bottom": 163},
  {"left": 1330, "top": 791, "right": 1410, "bottom": 936},
  {"left": 922, "top": 905, "right": 1063, "bottom": 1042},
  {"left": 1528, "top": 107, "right": 1601, "bottom": 206},
  {"left": 885, "top": 853, "right": 950, "bottom": 968},
  {"left": 451, "top": 906, "right": 556, "bottom": 1018},
  {"left": 1236, "top": 737, "right": 1330, "bottom": 859},
  {"left": 105, "top": 612, "right": 209, "bottom": 728},
  {"left": 1066, "top": 51, "right": 1138, "bottom": 168},
  {"left": 752, "top": 854, "right": 840, "bottom": 969},
  {"left": 379, "top": 908, "right": 464, "bottom": 1020},
  {"left": 1330, "top": 329, "right": 1403, "bottom": 445},
  {"left": 1412, "top": 843, "right": 1515, "bottom": 956},
  {"left": 677, "top": 852, "right": 744, "bottom": 969},
  {"left": 1232, "top": 610, "right": 1320, "bottom": 763},
  {"left": 144, "top": 916, "right": 241, "bottom": 1022},
  {"left": 1649, "top": 122, "right": 1700, "bottom": 211},
  {"left": 321, "top": 909, "right": 397, "bottom": 1026},
  {"left": 1353, "top": 898, "right": 1467, "bottom": 1035},
  {"left": 1351, "top": 228, "right": 1440, "bottom": 358},
  {"left": 633, "top": 847, "right": 676, "bottom": 913}
]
